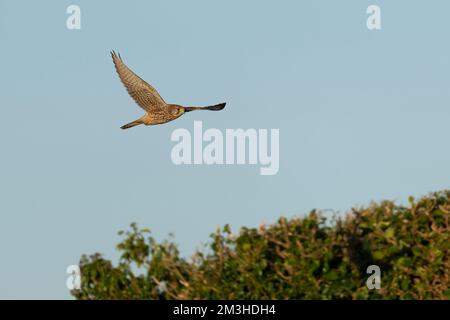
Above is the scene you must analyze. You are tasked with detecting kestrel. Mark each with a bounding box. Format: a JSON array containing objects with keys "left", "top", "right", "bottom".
[{"left": 111, "top": 51, "right": 226, "bottom": 129}]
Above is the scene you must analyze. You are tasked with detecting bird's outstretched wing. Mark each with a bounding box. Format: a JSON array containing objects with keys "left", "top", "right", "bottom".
[{"left": 111, "top": 51, "right": 167, "bottom": 113}]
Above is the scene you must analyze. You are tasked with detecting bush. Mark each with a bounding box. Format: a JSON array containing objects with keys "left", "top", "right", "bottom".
[{"left": 72, "top": 191, "right": 450, "bottom": 300}]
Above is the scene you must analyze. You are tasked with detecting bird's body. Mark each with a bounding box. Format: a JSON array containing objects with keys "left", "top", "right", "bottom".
[{"left": 110, "top": 51, "right": 226, "bottom": 129}]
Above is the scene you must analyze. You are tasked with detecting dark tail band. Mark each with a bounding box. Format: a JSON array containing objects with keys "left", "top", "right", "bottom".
[{"left": 205, "top": 102, "right": 226, "bottom": 111}]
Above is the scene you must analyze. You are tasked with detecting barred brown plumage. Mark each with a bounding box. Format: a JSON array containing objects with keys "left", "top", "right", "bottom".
[{"left": 111, "top": 51, "right": 226, "bottom": 130}]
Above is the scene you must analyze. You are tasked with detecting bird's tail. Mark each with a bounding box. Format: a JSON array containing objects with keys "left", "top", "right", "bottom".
[
  {"left": 121, "top": 118, "right": 144, "bottom": 130},
  {"left": 184, "top": 102, "right": 226, "bottom": 112}
]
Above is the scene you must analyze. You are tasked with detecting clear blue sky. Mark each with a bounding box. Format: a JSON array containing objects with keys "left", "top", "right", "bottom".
[{"left": 1, "top": 0, "right": 449, "bottom": 299}]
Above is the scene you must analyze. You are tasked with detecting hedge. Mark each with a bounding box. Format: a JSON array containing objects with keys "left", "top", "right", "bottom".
[{"left": 72, "top": 191, "right": 450, "bottom": 300}]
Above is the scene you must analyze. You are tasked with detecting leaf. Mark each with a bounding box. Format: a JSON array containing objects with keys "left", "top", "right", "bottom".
[
  {"left": 385, "top": 227, "right": 395, "bottom": 239},
  {"left": 324, "top": 271, "right": 338, "bottom": 281},
  {"left": 373, "top": 251, "right": 385, "bottom": 260}
]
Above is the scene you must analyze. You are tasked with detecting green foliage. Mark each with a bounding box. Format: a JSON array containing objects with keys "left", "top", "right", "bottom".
[{"left": 72, "top": 191, "right": 450, "bottom": 300}]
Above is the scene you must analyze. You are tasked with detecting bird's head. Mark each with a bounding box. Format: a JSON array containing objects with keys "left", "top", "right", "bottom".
[{"left": 168, "top": 104, "right": 185, "bottom": 117}]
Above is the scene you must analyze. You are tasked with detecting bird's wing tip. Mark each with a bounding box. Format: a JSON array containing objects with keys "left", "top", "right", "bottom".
[{"left": 110, "top": 50, "right": 122, "bottom": 61}]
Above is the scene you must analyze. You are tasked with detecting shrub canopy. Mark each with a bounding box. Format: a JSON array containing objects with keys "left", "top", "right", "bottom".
[{"left": 72, "top": 191, "right": 450, "bottom": 300}]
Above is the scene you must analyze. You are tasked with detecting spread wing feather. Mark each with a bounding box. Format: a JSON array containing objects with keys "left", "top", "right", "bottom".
[{"left": 111, "top": 51, "right": 167, "bottom": 113}]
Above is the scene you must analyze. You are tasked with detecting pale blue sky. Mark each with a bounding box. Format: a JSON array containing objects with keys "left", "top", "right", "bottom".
[{"left": 1, "top": 0, "right": 449, "bottom": 299}]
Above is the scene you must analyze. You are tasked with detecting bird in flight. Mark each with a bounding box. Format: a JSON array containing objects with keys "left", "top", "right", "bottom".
[{"left": 111, "top": 51, "right": 226, "bottom": 129}]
